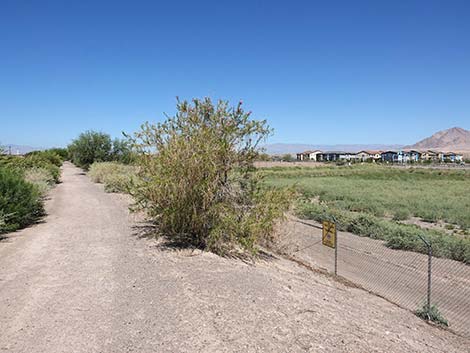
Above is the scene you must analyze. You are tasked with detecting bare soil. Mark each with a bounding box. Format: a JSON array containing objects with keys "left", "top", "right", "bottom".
[
  {"left": 0, "top": 163, "right": 468, "bottom": 352},
  {"left": 399, "top": 216, "right": 463, "bottom": 235}
]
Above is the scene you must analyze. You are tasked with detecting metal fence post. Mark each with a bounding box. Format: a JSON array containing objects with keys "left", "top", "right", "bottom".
[
  {"left": 417, "top": 233, "right": 432, "bottom": 311},
  {"left": 427, "top": 244, "right": 432, "bottom": 311},
  {"left": 333, "top": 216, "right": 338, "bottom": 276}
]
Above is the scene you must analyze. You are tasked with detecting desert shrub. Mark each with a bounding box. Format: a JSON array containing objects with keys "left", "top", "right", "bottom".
[
  {"left": 0, "top": 154, "right": 61, "bottom": 183},
  {"left": 110, "top": 139, "right": 136, "bottom": 164},
  {"left": 415, "top": 303, "right": 448, "bottom": 326},
  {"left": 24, "top": 167, "right": 55, "bottom": 195},
  {"left": 19, "top": 155, "right": 61, "bottom": 183},
  {"left": 255, "top": 153, "right": 272, "bottom": 162},
  {"left": 89, "top": 162, "right": 118, "bottom": 183},
  {"left": 392, "top": 208, "right": 410, "bottom": 221},
  {"left": 25, "top": 150, "right": 63, "bottom": 167},
  {"left": 348, "top": 214, "right": 385, "bottom": 238},
  {"left": 464, "top": 245, "right": 470, "bottom": 264},
  {"left": 68, "top": 131, "right": 134, "bottom": 169},
  {"left": 47, "top": 148, "right": 69, "bottom": 160},
  {"left": 0, "top": 167, "right": 44, "bottom": 233},
  {"left": 127, "top": 98, "right": 293, "bottom": 254},
  {"left": 0, "top": 212, "right": 6, "bottom": 233},
  {"left": 281, "top": 154, "right": 294, "bottom": 162},
  {"left": 88, "top": 162, "right": 138, "bottom": 193}
]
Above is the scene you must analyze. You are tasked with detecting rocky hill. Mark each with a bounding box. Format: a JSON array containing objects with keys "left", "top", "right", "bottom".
[{"left": 405, "top": 127, "right": 470, "bottom": 152}]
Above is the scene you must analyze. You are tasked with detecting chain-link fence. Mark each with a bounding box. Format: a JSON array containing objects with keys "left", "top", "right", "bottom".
[{"left": 280, "top": 218, "right": 470, "bottom": 338}]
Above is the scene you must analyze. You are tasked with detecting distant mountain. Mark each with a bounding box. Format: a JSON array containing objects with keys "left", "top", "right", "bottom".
[
  {"left": 404, "top": 127, "right": 470, "bottom": 152},
  {"left": 262, "top": 143, "right": 403, "bottom": 155},
  {"left": 0, "top": 144, "right": 43, "bottom": 155}
]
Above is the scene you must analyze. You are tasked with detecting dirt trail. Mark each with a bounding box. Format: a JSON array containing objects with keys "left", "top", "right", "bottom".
[{"left": 0, "top": 163, "right": 468, "bottom": 352}]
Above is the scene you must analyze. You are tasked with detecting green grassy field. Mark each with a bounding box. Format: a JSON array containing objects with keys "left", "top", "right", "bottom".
[{"left": 261, "top": 164, "right": 470, "bottom": 263}]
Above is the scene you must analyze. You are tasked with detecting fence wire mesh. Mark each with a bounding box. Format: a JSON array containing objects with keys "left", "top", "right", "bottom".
[{"left": 282, "top": 217, "right": 470, "bottom": 338}]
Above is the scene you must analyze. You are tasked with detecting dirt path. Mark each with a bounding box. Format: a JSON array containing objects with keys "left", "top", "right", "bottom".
[{"left": 0, "top": 163, "right": 468, "bottom": 352}]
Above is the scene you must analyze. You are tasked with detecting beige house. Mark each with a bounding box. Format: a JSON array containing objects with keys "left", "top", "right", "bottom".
[
  {"left": 355, "top": 150, "right": 382, "bottom": 162},
  {"left": 296, "top": 150, "right": 322, "bottom": 161},
  {"left": 420, "top": 150, "right": 440, "bottom": 161}
]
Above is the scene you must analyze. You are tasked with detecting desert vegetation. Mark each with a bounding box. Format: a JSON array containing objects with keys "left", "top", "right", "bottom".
[
  {"left": 122, "top": 98, "right": 293, "bottom": 255},
  {"left": 0, "top": 149, "right": 64, "bottom": 233},
  {"left": 88, "top": 162, "right": 138, "bottom": 193},
  {"left": 262, "top": 164, "right": 470, "bottom": 264},
  {"left": 68, "top": 130, "right": 134, "bottom": 169},
  {"left": 83, "top": 98, "right": 292, "bottom": 254},
  {"left": 76, "top": 99, "right": 293, "bottom": 255}
]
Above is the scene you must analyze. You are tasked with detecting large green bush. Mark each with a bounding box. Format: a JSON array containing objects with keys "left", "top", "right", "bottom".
[
  {"left": 127, "top": 98, "right": 292, "bottom": 254},
  {"left": 0, "top": 149, "right": 61, "bottom": 235},
  {"left": 0, "top": 168, "right": 44, "bottom": 233},
  {"left": 68, "top": 131, "right": 134, "bottom": 169},
  {"left": 68, "top": 131, "right": 113, "bottom": 169}
]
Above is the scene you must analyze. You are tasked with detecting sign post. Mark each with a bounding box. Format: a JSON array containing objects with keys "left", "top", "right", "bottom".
[{"left": 322, "top": 220, "right": 338, "bottom": 275}]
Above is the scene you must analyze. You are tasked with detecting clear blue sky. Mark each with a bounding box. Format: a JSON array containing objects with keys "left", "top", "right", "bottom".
[{"left": 1, "top": 0, "right": 469, "bottom": 147}]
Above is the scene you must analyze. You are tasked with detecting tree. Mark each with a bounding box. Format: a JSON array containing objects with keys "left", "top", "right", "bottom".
[
  {"left": 256, "top": 153, "right": 272, "bottom": 162},
  {"left": 68, "top": 131, "right": 112, "bottom": 169},
  {"left": 68, "top": 131, "right": 136, "bottom": 169},
  {"left": 111, "top": 138, "right": 135, "bottom": 164},
  {"left": 128, "top": 98, "right": 292, "bottom": 254},
  {"left": 281, "top": 154, "right": 294, "bottom": 162}
]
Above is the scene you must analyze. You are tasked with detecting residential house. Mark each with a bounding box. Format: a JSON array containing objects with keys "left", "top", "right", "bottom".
[
  {"left": 355, "top": 151, "right": 371, "bottom": 161},
  {"left": 420, "top": 150, "right": 440, "bottom": 162},
  {"left": 296, "top": 150, "right": 322, "bottom": 161},
  {"left": 442, "top": 152, "right": 463, "bottom": 163},
  {"left": 381, "top": 151, "right": 403, "bottom": 163},
  {"left": 355, "top": 150, "right": 383, "bottom": 162},
  {"left": 318, "top": 151, "right": 352, "bottom": 162},
  {"left": 403, "top": 150, "right": 421, "bottom": 163}
]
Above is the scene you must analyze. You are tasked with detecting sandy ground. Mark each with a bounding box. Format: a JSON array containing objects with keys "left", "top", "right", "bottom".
[{"left": 0, "top": 163, "right": 469, "bottom": 353}]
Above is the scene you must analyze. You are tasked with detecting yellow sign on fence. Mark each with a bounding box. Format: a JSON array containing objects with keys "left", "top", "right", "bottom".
[{"left": 322, "top": 220, "right": 336, "bottom": 248}]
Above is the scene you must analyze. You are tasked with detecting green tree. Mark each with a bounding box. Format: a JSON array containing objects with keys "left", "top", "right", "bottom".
[
  {"left": 281, "top": 154, "right": 294, "bottom": 162},
  {"left": 111, "top": 138, "right": 135, "bottom": 164},
  {"left": 256, "top": 153, "right": 272, "bottom": 161},
  {"left": 68, "top": 131, "right": 113, "bottom": 169},
  {"left": 128, "top": 98, "right": 292, "bottom": 254}
]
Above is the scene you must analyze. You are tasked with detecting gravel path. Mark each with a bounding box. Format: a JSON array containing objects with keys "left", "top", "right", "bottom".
[{"left": 0, "top": 163, "right": 468, "bottom": 352}]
